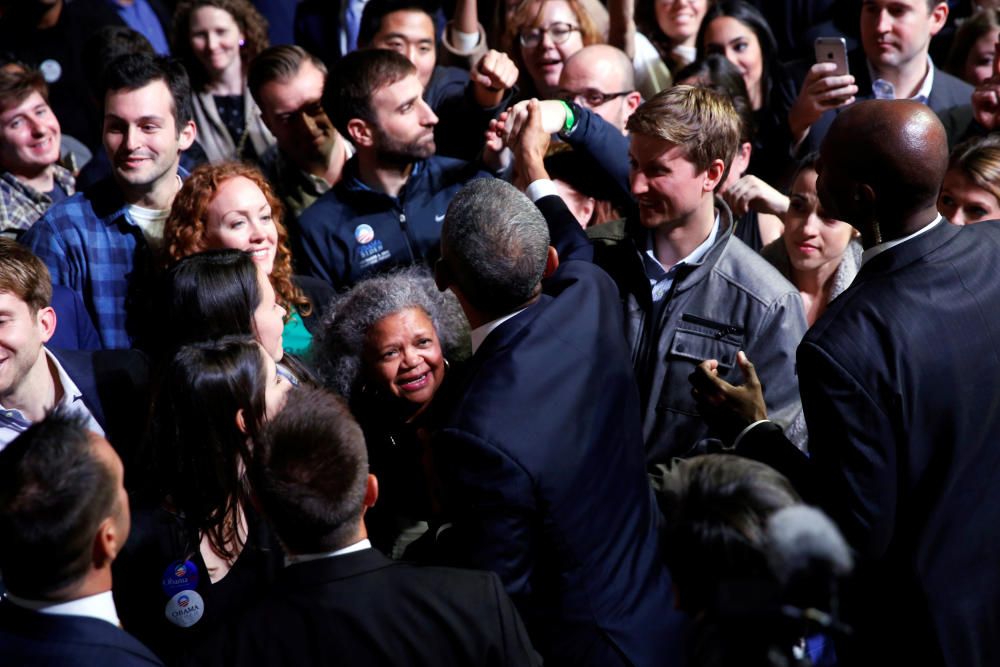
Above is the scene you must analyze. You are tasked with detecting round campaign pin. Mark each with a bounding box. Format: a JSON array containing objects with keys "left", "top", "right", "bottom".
[
  {"left": 164, "top": 589, "right": 205, "bottom": 628},
  {"left": 161, "top": 560, "right": 199, "bottom": 597},
  {"left": 354, "top": 224, "right": 375, "bottom": 245},
  {"left": 39, "top": 59, "right": 62, "bottom": 83}
]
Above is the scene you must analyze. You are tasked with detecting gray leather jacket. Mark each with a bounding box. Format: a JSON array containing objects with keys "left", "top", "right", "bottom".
[{"left": 587, "top": 200, "right": 808, "bottom": 463}]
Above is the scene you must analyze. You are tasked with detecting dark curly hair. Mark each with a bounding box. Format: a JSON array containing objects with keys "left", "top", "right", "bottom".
[
  {"left": 173, "top": 0, "right": 269, "bottom": 90},
  {"left": 163, "top": 161, "right": 310, "bottom": 320}
]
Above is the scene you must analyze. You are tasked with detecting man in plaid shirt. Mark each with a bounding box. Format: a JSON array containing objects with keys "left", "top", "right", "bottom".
[
  {"left": 21, "top": 54, "right": 196, "bottom": 349},
  {"left": 0, "top": 64, "right": 76, "bottom": 239}
]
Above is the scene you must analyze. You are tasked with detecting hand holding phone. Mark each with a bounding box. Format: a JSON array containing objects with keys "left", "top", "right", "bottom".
[
  {"left": 815, "top": 37, "right": 849, "bottom": 77},
  {"left": 788, "top": 37, "right": 859, "bottom": 140}
]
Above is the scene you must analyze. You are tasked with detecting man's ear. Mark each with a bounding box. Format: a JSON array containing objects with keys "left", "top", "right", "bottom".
[
  {"left": 624, "top": 92, "right": 642, "bottom": 115},
  {"left": 178, "top": 119, "right": 197, "bottom": 151},
  {"left": 434, "top": 257, "right": 451, "bottom": 292},
  {"left": 704, "top": 158, "right": 726, "bottom": 192},
  {"left": 364, "top": 473, "right": 378, "bottom": 509},
  {"left": 347, "top": 118, "right": 374, "bottom": 148},
  {"left": 929, "top": 2, "right": 948, "bottom": 36},
  {"left": 543, "top": 245, "right": 559, "bottom": 279},
  {"left": 36, "top": 306, "right": 56, "bottom": 344},
  {"left": 92, "top": 514, "right": 125, "bottom": 568}
]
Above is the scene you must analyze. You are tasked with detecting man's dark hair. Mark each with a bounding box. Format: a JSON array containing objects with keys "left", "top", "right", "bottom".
[
  {"left": 357, "top": 0, "right": 437, "bottom": 48},
  {"left": 0, "top": 408, "right": 117, "bottom": 598},
  {"left": 323, "top": 48, "right": 416, "bottom": 138},
  {"left": 250, "top": 387, "right": 369, "bottom": 554},
  {"left": 440, "top": 178, "right": 550, "bottom": 315},
  {"left": 247, "top": 44, "right": 328, "bottom": 104},
  {"left": 82, "top": 26, "right": 154, "bottom": 102},
  {"left": 654, "top": 454, "right": 801, "bottom": 614},
  {"left": 102, "top": 53, "right": 194, "bottom": 129}
]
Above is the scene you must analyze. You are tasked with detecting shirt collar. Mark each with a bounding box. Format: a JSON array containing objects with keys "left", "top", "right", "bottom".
[
  {"left": 470, "top": 307, "right": 529, "bottom": 355},
  {"left": 868, "top": 55, "right": 935, "bottom": 103},
  {"left": 284, "top": 538, "right": 371, "bottom": 567},
  {"left": 643, "top": 210, "right": 721, "bottom": 278},
  {"left": 5, "top": 590, "right": 121, "bottom": 627},
  {"left": 861, "top": 214, "right": 943, "bottom": 266}
]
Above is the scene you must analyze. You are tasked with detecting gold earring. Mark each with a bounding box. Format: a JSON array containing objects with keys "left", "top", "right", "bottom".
[{"left": 871, "top": 219, "right": 883, "bottom": 245}]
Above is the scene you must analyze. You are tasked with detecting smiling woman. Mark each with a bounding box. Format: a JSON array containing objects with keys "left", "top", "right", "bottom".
[
  {"left": 163, "top": 162, "right": 333, "bottom": 356},
  {"left": 504, "top": 0, "right": 602, "bottom": 98},
  {"left": 172, "top": 0, "right": 276, "bottom": 164},
  {"left": 314, "top": 266, "right": 469, "bottom": 556}
]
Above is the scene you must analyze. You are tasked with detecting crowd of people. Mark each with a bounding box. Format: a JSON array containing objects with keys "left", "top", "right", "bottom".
[{"left": 1, "top": 0, "right": 1000, "bottom": 666}]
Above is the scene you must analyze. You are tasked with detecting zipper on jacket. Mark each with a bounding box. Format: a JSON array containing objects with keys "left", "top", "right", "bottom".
[
  {"left": 681, "top": 313, "right": 744, "bottom": 339},
  {"left": 398, "top": 212, "right": 417, "bottom": 261}
]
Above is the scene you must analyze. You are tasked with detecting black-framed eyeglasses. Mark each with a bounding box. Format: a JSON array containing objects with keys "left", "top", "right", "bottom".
[
  {"left": 557, "top": 88, "right": 634, "bottom": 108},
  {"left": 519, "top": 22, "right": 581, "bottom": 47}
]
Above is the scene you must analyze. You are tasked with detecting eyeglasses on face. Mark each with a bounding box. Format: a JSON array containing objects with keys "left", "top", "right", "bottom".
[
  {"left": 557, "top": 88, "right": 634, "bottom": 107},
  {"left": 519, "top": 22, "right": 581, "bottom": 47}
]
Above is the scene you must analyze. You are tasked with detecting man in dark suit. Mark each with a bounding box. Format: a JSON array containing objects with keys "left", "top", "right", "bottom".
[
  {"left": 433, "top": 177, "right": 681, "bottom": 667},
  {"left": 197, "top": 386, "right": 540, "bottom": 667},
  {"left": 791, "top": 0, "right": 972, "bottom": 151},
  {"left": 691, "top": 99, "right": 1000, "bottom": 667},
  {"left": 0, "top": 239, "right": 149, "bottom": 459},
  {"left": 0, "top": 409, "right": 162, "bottom": 666}
]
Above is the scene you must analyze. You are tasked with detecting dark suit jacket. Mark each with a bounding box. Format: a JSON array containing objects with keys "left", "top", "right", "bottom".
[
  {"left": 804, "top": 49, "right": 973, "bottom": 152},
  {"left": 0, "top": 599, "right": 162, "bottom": 666},
  {"left": 433, "top": 196, "right": 683, "bottom": 667},
  {"left": 193, "top": 548, "right": 541, "bottom": 667},
  {"left": 53, "top": 348, "right": 151, "bottom": 472},
  {"left": 740, "top": 220, "right": 1000, "bottom": 667}
]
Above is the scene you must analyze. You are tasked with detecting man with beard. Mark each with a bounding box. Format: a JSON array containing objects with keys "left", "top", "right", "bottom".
[{"left": 295, "top": 49, "right": 488, "bottom": 289}]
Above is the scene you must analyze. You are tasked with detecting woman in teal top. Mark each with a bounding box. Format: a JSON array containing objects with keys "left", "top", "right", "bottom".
[{"left": 163, "top": 161, "right": 333, "bottom": 358}]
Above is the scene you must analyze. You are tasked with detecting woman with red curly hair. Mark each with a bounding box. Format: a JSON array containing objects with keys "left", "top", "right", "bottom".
[
  {"left": 164, "top": 162, "right": 333, "bottom": 356},
  {"left": 173, "top": 0, "right": 276, "bottom": 165}
]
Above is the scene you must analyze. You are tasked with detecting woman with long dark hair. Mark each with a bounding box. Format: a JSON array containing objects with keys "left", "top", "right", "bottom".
[
  {"left": 114, "top": 337, "right": 291, "bottom": 662},
  {"left": 697, "top": 1, "right": 798, "bottom": 186}
]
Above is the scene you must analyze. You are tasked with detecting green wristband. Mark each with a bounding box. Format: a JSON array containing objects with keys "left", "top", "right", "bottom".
[{"left": 558, "top": 100, "right": 575, "bottom": 134}]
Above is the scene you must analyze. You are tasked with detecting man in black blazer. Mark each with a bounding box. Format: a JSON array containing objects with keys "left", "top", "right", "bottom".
[
  {"left": 433, "top": 177, "right": 681, "bottom": 667},
  {"left": 197, "top": 387, "right": 541, "bottom": 667},
  {"left": 691, "top": 99, "right": 1000, "bottom": 667},
  {"left": 793, "top": 0, "right": 972, "bottom": 152},
  {"left": 0, "top": 410, "right": 162, "bottom": 666}
]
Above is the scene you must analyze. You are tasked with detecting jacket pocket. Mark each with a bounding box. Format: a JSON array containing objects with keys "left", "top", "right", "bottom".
[{"left": 669, "top": 323, "right": 744, "bottom": 370}]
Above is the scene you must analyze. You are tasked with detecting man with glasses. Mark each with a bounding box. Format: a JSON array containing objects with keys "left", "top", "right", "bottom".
[{"left": 558, "top": 44, "right": 641, "bottom": 135}]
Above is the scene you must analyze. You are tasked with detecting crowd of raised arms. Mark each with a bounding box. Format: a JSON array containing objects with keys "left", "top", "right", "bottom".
[{"left": 1, "top": 1, "right": 1000, "bottom": 666}]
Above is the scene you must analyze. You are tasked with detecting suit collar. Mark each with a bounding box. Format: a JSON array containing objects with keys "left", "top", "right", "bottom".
[
  {"left": 49, "top": 349, "right": 107, "bottom": 429},
  {"left": 279, "top": 547, "right": 396, "bottom": 587},
  {"left": 0, "top": 599, "right": 161, "bottom": 663},
  {"left": 856, "top": 218, "right": 961, "bottom": 280}
]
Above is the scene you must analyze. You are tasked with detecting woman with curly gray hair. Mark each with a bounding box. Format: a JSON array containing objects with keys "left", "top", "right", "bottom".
[{"left": 314, "top": 266, "right": 469, "bottom": 556}]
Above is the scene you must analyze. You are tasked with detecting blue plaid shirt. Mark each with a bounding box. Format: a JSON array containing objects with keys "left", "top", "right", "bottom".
[{"left": 20, "top": 170, "right": 186, "bottom": 349}]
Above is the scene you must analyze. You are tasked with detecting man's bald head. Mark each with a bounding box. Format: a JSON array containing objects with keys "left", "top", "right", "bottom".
[
  {"left": 559, "top": 44, "right": 640, "bottom": 133},
  {"left": 818, "top": 100, "right": 947, "bottom": 241}
]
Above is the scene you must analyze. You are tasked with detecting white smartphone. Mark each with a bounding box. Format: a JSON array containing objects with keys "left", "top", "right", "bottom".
[{"left": 815, "top": 37, "right": 849, "bottom": 77}]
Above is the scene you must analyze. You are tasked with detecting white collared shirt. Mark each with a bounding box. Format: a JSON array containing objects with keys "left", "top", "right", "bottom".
[
  {"left": 470, "top": 308, "right": 530, "bottom": 355},
  {"left": 861, "top": 214, "right": 943, "bottom": 266},
  {"left": 643, "top": 212, "right": 720, "bottom": 302},
  {"left": 868, "top": 55, "right": 935, "bottom": 103},
  {"left": 284, "top": 538, "right": 372, "bottom": 567},
  {"left": 0, "top": 348, "right": 103, "bottom": 452},
  {"left": 5, "top": 590, "right": 121, "bottom": 627}
]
